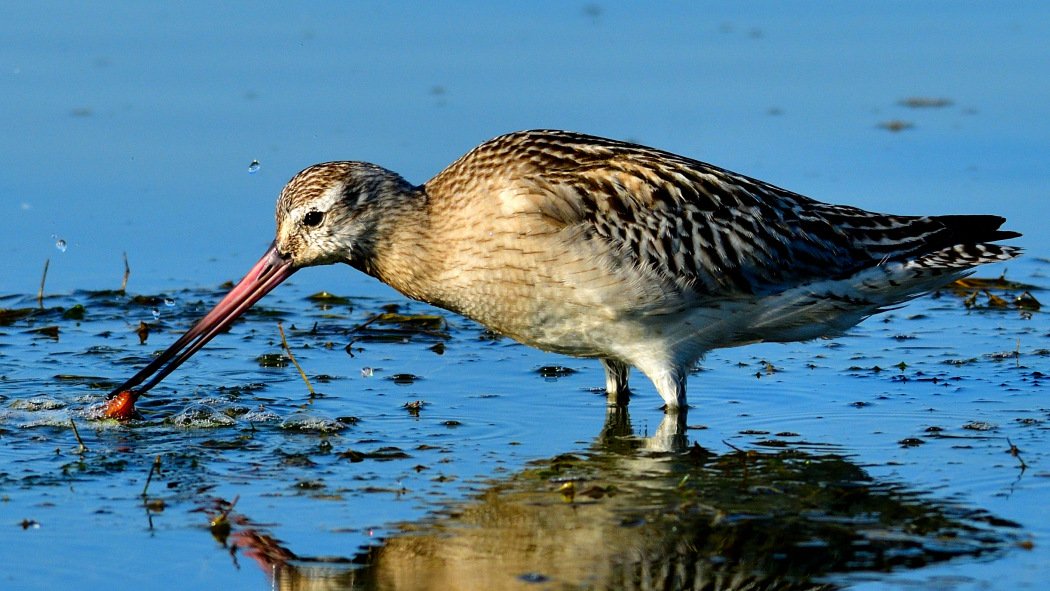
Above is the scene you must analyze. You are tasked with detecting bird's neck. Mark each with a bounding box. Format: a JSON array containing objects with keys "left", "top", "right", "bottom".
[{"left": 353, "top": 186, "right": 437, "bottom": 302}]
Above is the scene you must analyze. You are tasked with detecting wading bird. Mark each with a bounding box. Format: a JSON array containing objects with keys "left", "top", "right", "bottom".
[{"left": 107, "top": 130, "right": 1020, "bottom": 416}]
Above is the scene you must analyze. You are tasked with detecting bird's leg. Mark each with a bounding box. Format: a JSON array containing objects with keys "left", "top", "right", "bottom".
[
  {"left": 650, "top": 367, "right": 687, "bottom": 411},
  {"left": 600, "top": 358, "right": 631, "bottom": 406}
]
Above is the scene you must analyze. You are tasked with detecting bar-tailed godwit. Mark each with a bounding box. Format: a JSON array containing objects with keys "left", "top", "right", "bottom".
[{"left": 107, "top": 130, "right": 1020, "bottom": 415}]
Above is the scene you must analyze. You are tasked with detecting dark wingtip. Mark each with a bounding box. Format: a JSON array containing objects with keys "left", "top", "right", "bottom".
[
  {"left": 993, "top": 230, "right": 1023, "bottom": 241},
  {"left": 933, "top": 214, "right": 1021, "bottom": 243}
]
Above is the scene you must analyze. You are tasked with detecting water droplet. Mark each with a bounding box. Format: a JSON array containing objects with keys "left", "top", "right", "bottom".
[
  {"left": 248, "top": 160, "right": 260, "bottom": 174},
  {"left": 55, "top": 239, "right": 67, "bottom": 252},
  {"left": 164, "top": 299, "right": 175, "bottom": 307},
  {"left": 361, "top": 367, "right": 374, "bottom": 378},
  {"left": 152, "top": 309, "right": 160, "bottom": 320}
]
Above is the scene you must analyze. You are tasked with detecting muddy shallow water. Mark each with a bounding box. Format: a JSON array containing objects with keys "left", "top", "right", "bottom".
[
  {"left": 4, "top": 2, "right": 1050, "bottom": 589},
  {"left": 1, "top": 256, "right": 1047, "bottom": 590}
]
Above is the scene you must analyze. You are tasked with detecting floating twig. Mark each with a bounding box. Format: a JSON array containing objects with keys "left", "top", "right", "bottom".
[
  {"left": 349, "top": 312, "right": 383, "bottom": 333},
  {"left": 343, "top": 314, "right": 383, "bottom": 357},
  {"left": 211, "top": 495, "right": 240, "bottom": 529},
  {"left": 984, "top": 290, "right": 1010, "bottom": 307},
  {"left": 69, "top": 418, "right": 88, "bottom": 454},
  {"left": 278, "top": 323, "right": 315, "bottom": 395},
  {"left": 38, "top": 259, "right": 49, "bottom": 308},
  {"left": 142, "top": 454, "right": 162, "bottom": 497},
  {"left": 722, "top": 439, "right": 744, "bottom": 454},
  {"left": 963, "top": 290, "right": 978, "bottom": 308},
  {"left": 1006, "top": 437, "right": 1027, "bottom": 471},
  {"left": 121, "top": 252, "right": 130, "bottom": 294},
  {"left": 1015, "top": 290, "right": 1041, "bottom": 310},
  {"left": 722, "top": 440, "right": 752, "bottom": 484}
]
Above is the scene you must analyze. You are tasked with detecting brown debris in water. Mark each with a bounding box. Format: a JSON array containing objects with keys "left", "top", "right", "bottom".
[
  {"left": 136, "top": 321, "right": 150, "bottom": 344},
  {"left": 879, "top": 120, "right": 914, "bottom": 132},
  {"left": 898, "top": 97, "right": 954, "bottom": 108},
  {"left": 347, "top": 311, "right": 450, "bottom": 348},
  {"left": 404, "top": 400, "right": 426, "bottom": 416},
  {"left": 0, "top": 308, "right": 34, "bottom": 326},
  {"left": 949, "top": 272, "right": 1041, "bottom": 311},
  {"left": 27, "top": 325, "right": 59, "bottom": 340},
  {"left": 951, "top": 271, "right": 1037, "bottom": 292},
  {"left": 1015, "top": 291, "right": 1041, "bottom": 310}
]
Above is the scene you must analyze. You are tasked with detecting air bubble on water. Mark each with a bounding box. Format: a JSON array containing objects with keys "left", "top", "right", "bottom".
[
  {"left": 55, "top": 239, "right": 67, "bottom": 252},
  {"left": 164, "top": 299, "right": 175, "bottom": 307},
  {"left": 152, "top": 309, "right": 160, "bottom": 320},
  {"left": 361, "top": 367, "right": 374, "bottom": 378},
  {"left": 248, "top": 160, "right": 260, "bottom": 174}
]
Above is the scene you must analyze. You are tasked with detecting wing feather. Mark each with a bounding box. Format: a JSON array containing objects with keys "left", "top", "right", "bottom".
[{"left": 431, "top": 129, "right": 1020, "bottom": 304}]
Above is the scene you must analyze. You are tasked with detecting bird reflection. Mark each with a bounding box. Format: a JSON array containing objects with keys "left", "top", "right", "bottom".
[{"left": 213, "top": 405, "right": 1017, "bottom": 591}]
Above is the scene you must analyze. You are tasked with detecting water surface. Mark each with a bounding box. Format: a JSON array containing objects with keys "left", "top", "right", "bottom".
[{"left": 2, "top": 3, "right": 1049, "bottom": 590}]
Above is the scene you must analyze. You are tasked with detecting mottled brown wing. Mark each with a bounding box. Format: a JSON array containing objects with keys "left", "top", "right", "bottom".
[{"left": 489, "top": 130, "right": 1014, "bottom": 298}]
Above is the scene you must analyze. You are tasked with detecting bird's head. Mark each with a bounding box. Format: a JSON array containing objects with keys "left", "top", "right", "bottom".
[
  {"left": 274, "top": 161, "right": 417, "bottom": 270},
  {"left": 104, "top": 161, "right": 418, "bottom": 410}
]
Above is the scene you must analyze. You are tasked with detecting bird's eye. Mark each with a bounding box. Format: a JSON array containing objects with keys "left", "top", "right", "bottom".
[{"left": 303, "top": 211, "right": 324, "bottom": 227}]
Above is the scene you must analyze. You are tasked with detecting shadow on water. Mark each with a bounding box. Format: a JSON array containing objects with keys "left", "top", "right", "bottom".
[{"left": 222, "top": 410, "right": 1020, "bottom": 591}]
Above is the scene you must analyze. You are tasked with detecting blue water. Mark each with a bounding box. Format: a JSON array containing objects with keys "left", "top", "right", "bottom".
[
  {"left": 4, "top": 2, "right": 1048, "bottom": 296},
  {"left": 2, "top": 2, "right": 1049, "bottom": 590}
]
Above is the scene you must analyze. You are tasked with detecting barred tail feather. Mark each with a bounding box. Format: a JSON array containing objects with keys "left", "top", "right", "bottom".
[
  {"left": 740, "top": 242, "right": 1021, "bottom": 344},
  {"left": 907, "top": 243, "right": 1022, "bottom": 271}
]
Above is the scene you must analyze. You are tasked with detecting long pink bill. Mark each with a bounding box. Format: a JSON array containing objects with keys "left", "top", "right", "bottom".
[{"left": 107, "top": 242, "right": 297, "bottom": 406}]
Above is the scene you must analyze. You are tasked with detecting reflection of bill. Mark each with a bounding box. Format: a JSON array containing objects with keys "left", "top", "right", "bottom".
[{"left": 219, "top": 410, "right": 1019, "bottom": 591}]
